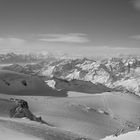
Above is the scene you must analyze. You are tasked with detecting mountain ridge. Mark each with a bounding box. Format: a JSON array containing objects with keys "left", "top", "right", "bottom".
[{"left": 2, "top": 53, "right": 140, "bottom": 95}]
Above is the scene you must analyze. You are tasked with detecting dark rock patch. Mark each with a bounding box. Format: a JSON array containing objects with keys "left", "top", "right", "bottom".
[
  {"left": 9, "top": 98, "right": 50, "bottom": 125},
  {"left": 21, "top": 80, "right": 27, "bottom": 86},
  {"left": 3, "top": 79, "right": 10, "bottom": 86}
]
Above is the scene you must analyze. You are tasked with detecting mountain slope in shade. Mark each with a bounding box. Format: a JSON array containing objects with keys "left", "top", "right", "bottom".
[
  {"left": 49, "top": 77, "right": 112, "bottom": 94},
  {"left": 0, "top": 70, "right": 67, "bottom": 96}
]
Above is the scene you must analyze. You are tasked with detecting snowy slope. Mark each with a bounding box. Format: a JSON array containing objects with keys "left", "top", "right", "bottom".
[{"left": 102, "top": 130, "right": 140, "bottom": 140}]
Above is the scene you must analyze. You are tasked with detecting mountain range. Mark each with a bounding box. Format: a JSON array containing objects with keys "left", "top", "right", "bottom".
[{"left": 1, "top": 53, "right": 140, "bottom": 95}]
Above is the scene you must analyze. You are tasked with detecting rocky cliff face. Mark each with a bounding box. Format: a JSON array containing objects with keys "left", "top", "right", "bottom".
[{"left": 9, "top": 98, "right": 48, "bottom": 124}]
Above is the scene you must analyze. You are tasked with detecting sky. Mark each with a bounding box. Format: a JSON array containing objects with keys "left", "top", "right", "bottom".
[{"left": 0, "top": 0, "right": 140, "bottom": 58}]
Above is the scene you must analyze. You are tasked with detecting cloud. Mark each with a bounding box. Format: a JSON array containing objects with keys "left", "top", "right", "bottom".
[
  {"left": 0, "top": 38, "right": 4, "bottom": 42},
  {"left": 38, "top": 33, "right": 90, "bottom": 43},
  {"left": 0, "top": 37, "right": 25, "bottom": 45},
  {"left": 8, "top": 38, "right": 25, "bottom": 45},
  {"left": 132, "top": 0, "right": 140, "bottom": 10},
  {"left": 0, "top": 37, "right": 26, "bottom": 53},
  {"left": 130, "top": 35, "right": 140, "bottom": 40}
]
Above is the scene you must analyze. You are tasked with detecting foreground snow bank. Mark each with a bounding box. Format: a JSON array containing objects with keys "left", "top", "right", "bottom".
[
  {"left": 102, "top": 130, "right": 140, "bottom": 140},
  {"left": 0, "top": 126, "right": 42, "bottom": 140}
]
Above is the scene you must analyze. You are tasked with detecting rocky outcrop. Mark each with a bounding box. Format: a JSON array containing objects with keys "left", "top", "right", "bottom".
[{"left": 9, "top": 98, "right": 44, "bottom": 123}]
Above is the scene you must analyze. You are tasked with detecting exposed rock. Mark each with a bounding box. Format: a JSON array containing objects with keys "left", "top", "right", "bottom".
[
  {"left": 113, "top": 128, "right": 125, "bottom": 137},
  {"left": 21, "top": 80, "right": 27, "bottom": 86},
  {"left": 137, "top": 126, "right": 140, "bottom": 130},
  {"left": 9, "top": 98, "right": 45, "bottom": 124}
]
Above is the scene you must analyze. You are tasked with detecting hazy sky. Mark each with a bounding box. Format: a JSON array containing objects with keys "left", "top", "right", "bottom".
[{"left": 0, "top": 0, "right": 140, "bottom": 57}]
